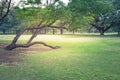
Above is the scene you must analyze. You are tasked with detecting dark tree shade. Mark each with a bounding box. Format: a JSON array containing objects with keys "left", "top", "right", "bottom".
[
  {"left": 112, "top": 0, "right": 120, "bottom": 36},
  {"left": 0, "top": 0, "right": 12, "bottom": 22}
]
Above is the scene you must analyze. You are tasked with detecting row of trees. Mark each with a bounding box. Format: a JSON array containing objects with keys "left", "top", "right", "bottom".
[
  {"left": 1, "top": 0, "right": 120, "bottom": 35},
  {"left": 0, "top": 0, "right": 120, "bottom": 50}
]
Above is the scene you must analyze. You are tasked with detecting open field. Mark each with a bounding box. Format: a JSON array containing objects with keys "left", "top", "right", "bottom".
[{"left": 0, "top": 35, "right": 120, "bottom": 80}]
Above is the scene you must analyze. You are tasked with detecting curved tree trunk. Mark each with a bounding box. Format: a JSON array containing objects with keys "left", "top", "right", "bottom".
[
  {"left": 91, "top": 23, "right": 112, "bottom": 36},
  {"left": 5, "top": 24, "right": 60, "bottom": 50},
  {"left": 5, "top": 42, "right": 60, "bottom": 50}
]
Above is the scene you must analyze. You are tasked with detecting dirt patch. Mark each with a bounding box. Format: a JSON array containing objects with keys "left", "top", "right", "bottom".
[{"left": 0, "top": 43, "right": 53, "bottom": 66}]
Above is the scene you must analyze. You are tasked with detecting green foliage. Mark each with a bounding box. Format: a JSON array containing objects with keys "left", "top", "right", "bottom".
[
  {"left": 68, "top": 0, "right": 114, "bottom": 15},
  {"left": 13, "top": 0, "right": 66, "bottom": 28},
  {"left": 0, "top": 0, "right": 116, "bottom": 33},
  {"left": 66, "top": 0, "right": 114, "bottom": 31},
  {"left": 27, "top": 0, "right": 41, "bottom": 4},
  {"left": 37, "top": 0, "right": 67, "bottom": 25},
  {"left": 0, "top": 11, "right": 18, "bottom": 33},
  {"left": 113, "top": 0, "right": 120, "bottom": 9},
  {"left": 13, "top": 7, "right": 41, "bottom": 28}
]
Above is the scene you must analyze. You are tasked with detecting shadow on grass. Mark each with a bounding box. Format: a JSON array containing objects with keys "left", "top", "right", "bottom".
[
  {"left": 0, "top": 44, "right": 24, "bottom": 66},
  {"left": 0, "top": 43, "right": 52, "bottom": 66}
]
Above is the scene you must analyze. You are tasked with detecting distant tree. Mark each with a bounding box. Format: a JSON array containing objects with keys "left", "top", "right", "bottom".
[
  {"left": 67, "top": 0, "right": 114, "bottom": 35},
  {"left": 90, "top": 0, "right": 115, "bottom": 35},
  {"left": 91, "top": 13, "right": 115, "bottom": 35}
]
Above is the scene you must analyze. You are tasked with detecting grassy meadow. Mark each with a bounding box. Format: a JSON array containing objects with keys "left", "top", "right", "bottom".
[{"left": 0, "top": 34, "right": 120, "bottom": 80}]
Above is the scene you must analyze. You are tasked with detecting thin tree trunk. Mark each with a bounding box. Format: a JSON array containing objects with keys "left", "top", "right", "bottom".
[
  {"left": 2, "top": 30, "right": 6, "bottom": 34},
  {"left": 53, "top": 28, "right": 55, "bottom": 35},
  {"left": 44, "top": 29, "right": 47, "bottom": 34},
  {"left": 118, "top": 31, "right": 120, "bottom": 36},
  {"left": 60, "top": 28, "right": 63, "bottom": 34},
  {"left": 27, "top": 29, "right": 40, "bottom": 44},
  {"left": 73, "top": 30, "right": 75, "bottom": 34}
]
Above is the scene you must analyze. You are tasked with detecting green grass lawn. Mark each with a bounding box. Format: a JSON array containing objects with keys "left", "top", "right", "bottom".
[{"left": 0, "top": 35, "right": 120, "bottom": 80}]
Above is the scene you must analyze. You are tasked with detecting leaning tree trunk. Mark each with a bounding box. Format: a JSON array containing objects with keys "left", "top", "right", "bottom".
[{"left": 5, "top": 24, "right": 60, "bottom": 50}]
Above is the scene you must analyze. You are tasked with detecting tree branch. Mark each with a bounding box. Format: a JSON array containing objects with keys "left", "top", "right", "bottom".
[{"left": 16, "top": 42, "right": 60, "bottom": 49}]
